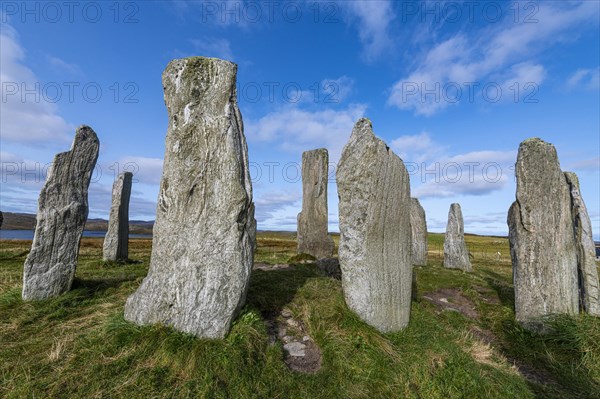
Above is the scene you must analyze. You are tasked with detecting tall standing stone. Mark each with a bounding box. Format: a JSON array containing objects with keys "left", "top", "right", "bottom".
[
  {"left": 443, "top": 203, "right": 472, "bottom": 271},
  {"left": 337, "top": 118, "right": 412, "bottom": 333},
  {"left": 410, "top": 198, "right": 428, "bottom": 266},
  {"left": 103, "top": 172, "right": 133, "bottom": 262},
  {"left": 508, "top": 138, "right": 579, "bottom": 330},
  {"left": 565, "top": 172, "right": 600, "bottom": 316},
  {"left": 297, "top": 148, "right": 334, "bottom": 259},
  {"left": 124, "top": 57, "right": 256, "bottom": 339},
  {"left": 22, "top": 126, "right": 100, "bottom": 300}
]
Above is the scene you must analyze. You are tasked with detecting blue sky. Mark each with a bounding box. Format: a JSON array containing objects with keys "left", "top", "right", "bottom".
[{"left": 1, "top": 0, "right": 599, "bottom": 238}]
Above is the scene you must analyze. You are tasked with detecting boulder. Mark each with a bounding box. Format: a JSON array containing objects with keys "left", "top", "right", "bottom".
[
  {"left": 565, "top": 172, "right": 600, "bottom": 316},
  {"left": 443, "top": 203, "right": 472, "bottom": 271},
  {"left": 337, "top": 118, "right": 412, "bottom": 332},
  {"left": 508, "top": 138, "right": 579, "bottom": 331},
  {"left": 410, "top": 198, "right": 428, "bottom": 266},
  {"left": 297, "top": 148, "right": 335, "bottom": 259},
  {"left": 22, "top": 125, "right": 100, "bottom": 300},
  {"left": 124, "top": 57, "right": 256, "bottom": 338},
  {"left": 102, "top": 172, "right": 133, "bottom": 261}
]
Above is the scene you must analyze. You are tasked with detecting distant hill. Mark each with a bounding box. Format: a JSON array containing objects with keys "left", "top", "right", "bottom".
[{"left": 0, "top": 212, "right": 154, "bottom": 235}]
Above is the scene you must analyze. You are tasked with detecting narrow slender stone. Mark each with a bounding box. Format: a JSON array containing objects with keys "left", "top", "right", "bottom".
[
  {"left": 297, "top": 148, "right": 334, "bottom": 259},
  {"left": 337, "top": 118, "right": 412, "bottom": 333},
  {"left": 508, "top": 138, "right": 579, "bottom": 331},
  {"left": 103, "top": 172, "right": 133, "bottom": 262},
  {"left": 124, "top": 57, "right": 256, "bottom": 338},
  {"left": 410, "top": 198, "right": 428, "bottom": 266},
  {"left": 22, "top": 125, "right": 100, "bottom": 300},
  {"left": 565, "top": 172, "right": 600, "bottom": 316},
  {"left": 443, "top": 203, "right": 472, "bottom": 271}
]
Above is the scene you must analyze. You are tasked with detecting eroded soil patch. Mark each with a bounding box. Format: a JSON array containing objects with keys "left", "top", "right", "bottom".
[{"left": 423, "top": 288, "right": 479, "bottom": 319}]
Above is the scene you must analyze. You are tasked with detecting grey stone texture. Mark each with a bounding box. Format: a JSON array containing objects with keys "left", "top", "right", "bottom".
[
  {"left": 337, "top": 118, "right": 412, "bottom": 333},
  {"left": 297, "top": 148, "right": 334, "bottom": 259},
  {"left": 124, "top": 57, "right": 256, "bottom": 338},
  {"left": 508, "top": 138, "right": 579, "bottom": 331},
  {"left": 410, "top": 198, "right": 428, "bottom": 266},
  {"left": 565, "top": 172, "right": 600, "bottom": 316},
  {"left": 103, "top": 172, "right": 133, "bottom": 261},
  {"left": 22, "top": 125, "right": 100, "bottom": 300},
  {"left": 443, "top": 203, "right": 472, "bottom": 271}
]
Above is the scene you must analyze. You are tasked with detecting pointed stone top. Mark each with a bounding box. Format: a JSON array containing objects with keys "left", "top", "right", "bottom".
[
  {"left": 351, "top": 118, "right": 373, "bottom": 137},
  {"left": 72, "top": 125, "right": 99, "bottom": 147}
]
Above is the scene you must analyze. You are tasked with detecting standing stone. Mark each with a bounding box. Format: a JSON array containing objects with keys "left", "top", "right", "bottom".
[
  {"left": 297, "top": 148, "right": 334, "bottom": 259},
  {"left": 0, "top": 211, "right": 3, "bottom": 229},
  {"left": 565, "top": 172, "right": 600, "bottom": 316},
  {"left": 124, "top": 57, "right": 256, "bottom": 339},
  {"left": 337, "top": 118, "right": 412, "bottom": 333},
  {"left": 22, "top": 126, "right": 100, "bottom": 300},
  {"left": 410, "top": 198, "right": 428, "bottom": 266},
  {"left": 103, "top": 172, "right": 133, "bottom": 262},
  {"left": 508, "top": 138, "right": 579, "bottom": 331},
  {"left": 443, "top": 203, "right": 472, "bottom": 271}
]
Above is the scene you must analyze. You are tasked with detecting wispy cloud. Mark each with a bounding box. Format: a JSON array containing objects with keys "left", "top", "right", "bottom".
[
  {"left": 565, "top": 157, "right": 600, "bottom": 172},
  {"left": 47, "top": 55, "right": 82, "bottom": 76},
  {"left": 247, "top": 103, "right": 367, "bottom": 161},
  {"left": 389, "top": 132, "right": 516, "bottom": 199},
  {"left": 388, "top": 1, "right": 599, "bottom": 115},
  {"left": 0, "top": 22, "right": 72, "bottom": 145},
  {"left": 339, "top": 0, "right": 395, "bottom": 62},
  {"left": 189, "top": 37, "right": 234, "bottom": 61},
  {"left": 566, "top": 67, "right": 600, "bottom": 90}
]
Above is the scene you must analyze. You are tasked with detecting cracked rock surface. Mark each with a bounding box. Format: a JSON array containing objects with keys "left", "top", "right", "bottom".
[
  {"left": 124, "top": 57, "right": 256, "bottom": 338},
  {"left": 22, "top": 125, "right": 100, "bottom": 301}
]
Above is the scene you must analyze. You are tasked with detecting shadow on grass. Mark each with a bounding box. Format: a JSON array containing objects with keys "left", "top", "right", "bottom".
[
  {"left": 71, "top": 275, "right": 138, "bottom": 298},
  {"left": 0, "top": 250, "right": 29, "bottom": 260},
  {"left": 482, "top": 270, "right": 515, "bottom": 309},
  {"left": 246, "top": 264, "right": 320, "bottom": 318}
]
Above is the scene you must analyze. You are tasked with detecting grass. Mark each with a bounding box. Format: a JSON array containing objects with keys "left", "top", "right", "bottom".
[{"left": 1, "top": 233, "right": 599, "bottom": 398}]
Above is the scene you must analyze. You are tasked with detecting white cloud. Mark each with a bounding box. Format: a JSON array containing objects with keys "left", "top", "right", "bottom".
[
  {"left": 189, "top": 37, "right": 234, "bottom": 61},
  {"left": 390, "top": 132, "right": 446, "bottom": 163},
  {"left": 411, "top": 149, "right": 516, "bottom": 198},
  {"left": 114, "top": 156, "right": 164, "bottom": 185},
  {"left": 566, "top": 67, "right": 600, "bottom": 90},
  {"left": 253, "top": 190, "right": 302, "bottom": 230},
  {"left": 321, "top": 76, "right": 355, "bottom": 103},
  {"left": 47, "top": 55, "right": 82, "bottom": 76},
  {"left": 0, "top": 22, "right": 72, "bottom": 145},
  {"left": 388, "top": 1, "right": 599, "bottom": 115},
  {"left": 566, "top": 157, "right": 600, "bottom": 172},
  {"left": 340, "top": 0, "right": 395, "bottom": 62},
  {"left": 247, "top": 103, "right": 367, "bottom": 161},
  {"left": 388, "top": 131, "right": 517, "bottom": 198}
]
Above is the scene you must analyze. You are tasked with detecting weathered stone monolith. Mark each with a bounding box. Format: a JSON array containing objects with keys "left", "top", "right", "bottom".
[
  {"left": 410, "top": 198, "right": 428, "bottom": 266},
  {"left": 337, "top": 118, "right": 412, "bottom": 332},
  {"left": 443, "top": 203, "right": 472, "bottom": 271},
  {"left": 565, "top": 172, "right": 600, "bottom": 316},
  {"left": 22, "top": 125, "right": 100, "bottom": 300},
  {"left": 297, "top": 148, "right": 334, "bottom": 259},
  {"left": 508, "top": 138, "right": 579, "bottom": 331},
  {"left": 103, "top": 172, "right": 133, "bottom": 262},
  {"left": 124, "top": 57, "right": 256, "bottom": 339}
]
